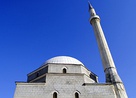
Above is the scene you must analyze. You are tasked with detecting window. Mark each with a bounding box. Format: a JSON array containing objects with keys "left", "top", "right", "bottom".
[
  {"left": 36, "top": 72, "right": 40, "bottom": 77},
  {"left": 75, "top": 92, "right": 79, "bottom": 98},
  {"left": 63, "top": 68, "right": 67, "bottom": 73},
  {"left": 53, "top": 92, "right": 57, "bottom": 98}
]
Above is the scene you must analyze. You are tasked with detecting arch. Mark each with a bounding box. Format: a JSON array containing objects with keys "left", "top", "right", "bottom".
[
  {"left": 75, "top": 92, "right": 79, "bottom": 98},
  {"left": 63, "top": 68, "right": 67, "bottom": 73},
  {"left": 53, "top": 92, "right": 57, "bottom": 98}
]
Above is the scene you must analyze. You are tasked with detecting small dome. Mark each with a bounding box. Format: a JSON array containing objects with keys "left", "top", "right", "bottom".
[{"left": 45, "top": 56, "right": 84, "bottom": 66}]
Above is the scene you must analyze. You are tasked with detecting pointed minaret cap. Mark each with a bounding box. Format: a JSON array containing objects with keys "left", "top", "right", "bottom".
[
  {"left": 88, "top": 1, "right": 93, "bottom": 9},
  {"left": 88, "top": 1, "right": 100, "bottom": 24}
]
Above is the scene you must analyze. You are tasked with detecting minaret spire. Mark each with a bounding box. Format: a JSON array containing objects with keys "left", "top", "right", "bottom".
[
  {"left": 88, "top": 1, "right": 98, "bottom": 19},
  {"left": 88, "top": 2, "right": 128, "bottom": 98},
  {"left": 88, "top": 1, "right": 93, "bottom": 9}
]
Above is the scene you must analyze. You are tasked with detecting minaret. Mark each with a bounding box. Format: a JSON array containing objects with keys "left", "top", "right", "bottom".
[{"left": 88, "top": 2, "right": 128, "bottom": 98}]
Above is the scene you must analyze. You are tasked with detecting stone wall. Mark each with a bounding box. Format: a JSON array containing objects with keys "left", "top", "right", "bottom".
[{"left": 14, "top": 82, "right": 116, "bottom": 98}]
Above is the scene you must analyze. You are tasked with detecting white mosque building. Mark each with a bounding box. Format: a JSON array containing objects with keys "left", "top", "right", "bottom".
[{"left": 14, "top": 2, "right": 128, "bottom": 98}]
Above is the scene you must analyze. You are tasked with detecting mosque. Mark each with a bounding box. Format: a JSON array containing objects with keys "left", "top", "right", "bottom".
[{"left": 14, "top": 2, "right": 128, "bottom": 98}]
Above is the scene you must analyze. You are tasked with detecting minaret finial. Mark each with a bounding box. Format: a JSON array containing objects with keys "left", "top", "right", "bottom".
[{"left": 88, "top": 1, "right": 93, "bottom": 10}]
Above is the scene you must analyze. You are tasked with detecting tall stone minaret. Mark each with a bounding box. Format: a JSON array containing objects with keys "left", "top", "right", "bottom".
[{"left": 88, "top": 2, "right": 128, "bottom": 98}]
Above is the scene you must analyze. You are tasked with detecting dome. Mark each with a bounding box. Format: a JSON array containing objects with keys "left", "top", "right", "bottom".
[{"left": 45, "top": 56, "right": 84, "bottom": 66}]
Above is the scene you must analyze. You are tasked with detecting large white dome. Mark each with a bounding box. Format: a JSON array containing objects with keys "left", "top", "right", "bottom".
[{"left": 45, "top": 56, "right": 84, "bottom": 66}]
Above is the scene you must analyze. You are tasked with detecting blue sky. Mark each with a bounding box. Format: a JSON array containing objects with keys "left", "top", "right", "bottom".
[{"left": 0, "top": 0, "right": 135, "bottom": 98}]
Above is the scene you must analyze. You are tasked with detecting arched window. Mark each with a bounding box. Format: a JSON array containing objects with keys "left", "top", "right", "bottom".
[
  {"left": 63, "top": 68, "right": 67, "bottom": 73},
  {"left": 75, "top": 92, "right": 79, "bottom": 98},
  {"left": 53, "top": 92, "right": 57, "bottom": 98}
]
